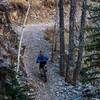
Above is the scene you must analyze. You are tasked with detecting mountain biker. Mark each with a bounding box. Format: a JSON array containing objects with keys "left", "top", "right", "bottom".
[{"left": 36, "top": 50, "right": 48, "bottom": 76}]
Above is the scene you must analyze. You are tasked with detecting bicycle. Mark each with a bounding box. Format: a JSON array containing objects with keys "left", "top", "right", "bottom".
[
  {"left": 36, "top": 50, "right": 49, "bottom": 82},
  {"left": 39, "top": 63, "right": 47, "bottom": 82}
]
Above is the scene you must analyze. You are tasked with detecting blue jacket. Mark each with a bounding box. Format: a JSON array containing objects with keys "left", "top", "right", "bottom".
[{"left": 36, "top": 54, "right": 48, "bottom": 63}]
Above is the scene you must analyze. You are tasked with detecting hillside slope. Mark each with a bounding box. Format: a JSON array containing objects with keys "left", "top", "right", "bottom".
[{"left": 8, "top": 0, "right": 82, "bottom": 24}]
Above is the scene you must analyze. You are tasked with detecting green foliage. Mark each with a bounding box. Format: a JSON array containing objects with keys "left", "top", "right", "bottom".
[
  {"left": 1, "top": 65, "right": 35, "bottom": 100},
  {"left": 81, "top": 1, "right": 100, "bottom": 84}
]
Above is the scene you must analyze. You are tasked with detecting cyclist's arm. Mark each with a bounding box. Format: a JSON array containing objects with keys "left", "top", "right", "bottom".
[{"left": 36, "top": 56, "right": 40, "bottom": 63}]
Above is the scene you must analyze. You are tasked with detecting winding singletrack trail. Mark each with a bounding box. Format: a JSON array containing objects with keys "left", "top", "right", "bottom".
[{"left": 19, "top": 23, "right": 82, "bottom": 100}]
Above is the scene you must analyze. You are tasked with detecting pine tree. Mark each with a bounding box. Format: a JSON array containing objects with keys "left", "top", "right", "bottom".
[{"left": 81, "top": 0, "right": 100, "bottom": 85}]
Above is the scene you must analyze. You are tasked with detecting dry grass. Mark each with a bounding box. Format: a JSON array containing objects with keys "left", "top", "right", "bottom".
[
  {"left": 8, "top": 0, "right": 82, "bottom": 24},
  {"left": 8, "top": 0, "right": 27, "bottom": 3},
  {"left": 44, "top": 27, "right": 69, "bottom": 63},
  {"left": 44, "top": 27, "right": 69, "bottom": 47},
  {"left": 44, "top": 27, "right": 55, "bottom": 42},
  {"left": 8, "top": 0, "right": 41, "bottom": 7}
]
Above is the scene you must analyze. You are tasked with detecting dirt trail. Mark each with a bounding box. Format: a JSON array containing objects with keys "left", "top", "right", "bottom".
[
  {"left": 22, "top": 23, "right": 56, "bottom": 100},
  {"left": 20, "top": 23, "right": 82, "bottom": 100}
]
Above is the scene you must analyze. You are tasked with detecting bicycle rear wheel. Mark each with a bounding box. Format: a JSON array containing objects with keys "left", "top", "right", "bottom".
[{"left": 42, "top": 67, "right": 47, "bottom": 82}]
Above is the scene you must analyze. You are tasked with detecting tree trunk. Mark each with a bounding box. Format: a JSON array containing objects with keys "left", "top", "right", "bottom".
[
  {"left": 65, "top": 0, "right": 77, "bottom": 82},
  {"left": 73, "top": 0, "right": 87, "bottom": 85},
  {"left": 51, "top": 27, "right": 55, "bottom": 62},
  {"left": 59, "top": 0, "right": 65, "bottom": 75},
  {"left": 54, "top": 0, "right": 59, "bottom": 52}
]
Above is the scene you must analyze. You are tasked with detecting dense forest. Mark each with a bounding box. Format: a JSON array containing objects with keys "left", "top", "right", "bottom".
[{"left": 0, "top": 0, "right": 100, "bottom": 100}]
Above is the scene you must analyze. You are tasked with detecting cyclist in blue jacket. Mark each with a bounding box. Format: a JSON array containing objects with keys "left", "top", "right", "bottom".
[{"left": 36, "top": 50, "right": 48, "bottom": 74}]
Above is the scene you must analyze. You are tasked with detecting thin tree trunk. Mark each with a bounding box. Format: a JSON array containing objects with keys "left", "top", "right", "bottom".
[
  {"left": 59, "top": 0, "right": 65, "bottom": 75},
  {"left": 73, "top": 0, "right": 87, "bottom": 84},
  {"left": 54, "top": 0, "right": 59, "bottom": 51},
  {"left": 65, "top": 0, "right": 77, "bottom": 82},
  {"left": 51, "top": 0, "right": 59, "bottom": 62},
  {"left": 51, "top": 27, "right": 55, "bottom": 63}
]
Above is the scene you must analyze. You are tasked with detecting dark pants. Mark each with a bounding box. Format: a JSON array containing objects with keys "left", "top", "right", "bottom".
[
  {"left": 39, "top": 61, "right": 47, "bottom": 70},
  {"left": 39, "top": 61, "right": 47, "bottom": 77}
]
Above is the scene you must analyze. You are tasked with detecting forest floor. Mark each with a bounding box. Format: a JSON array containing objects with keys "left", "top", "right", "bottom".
[{"left": 19, "top": 23, "right": 83, "bottom": 100}]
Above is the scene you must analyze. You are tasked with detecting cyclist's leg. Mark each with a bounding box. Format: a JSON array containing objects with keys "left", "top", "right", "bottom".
[
  {"left": 42, "top": 64, "right": 47, "bottom": 82},
  {"left": 42, "top": 61, "right": 47, "bottom": 71},
  {"left": 39, "top": 63, "right": 44, "bottom": 76}
]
